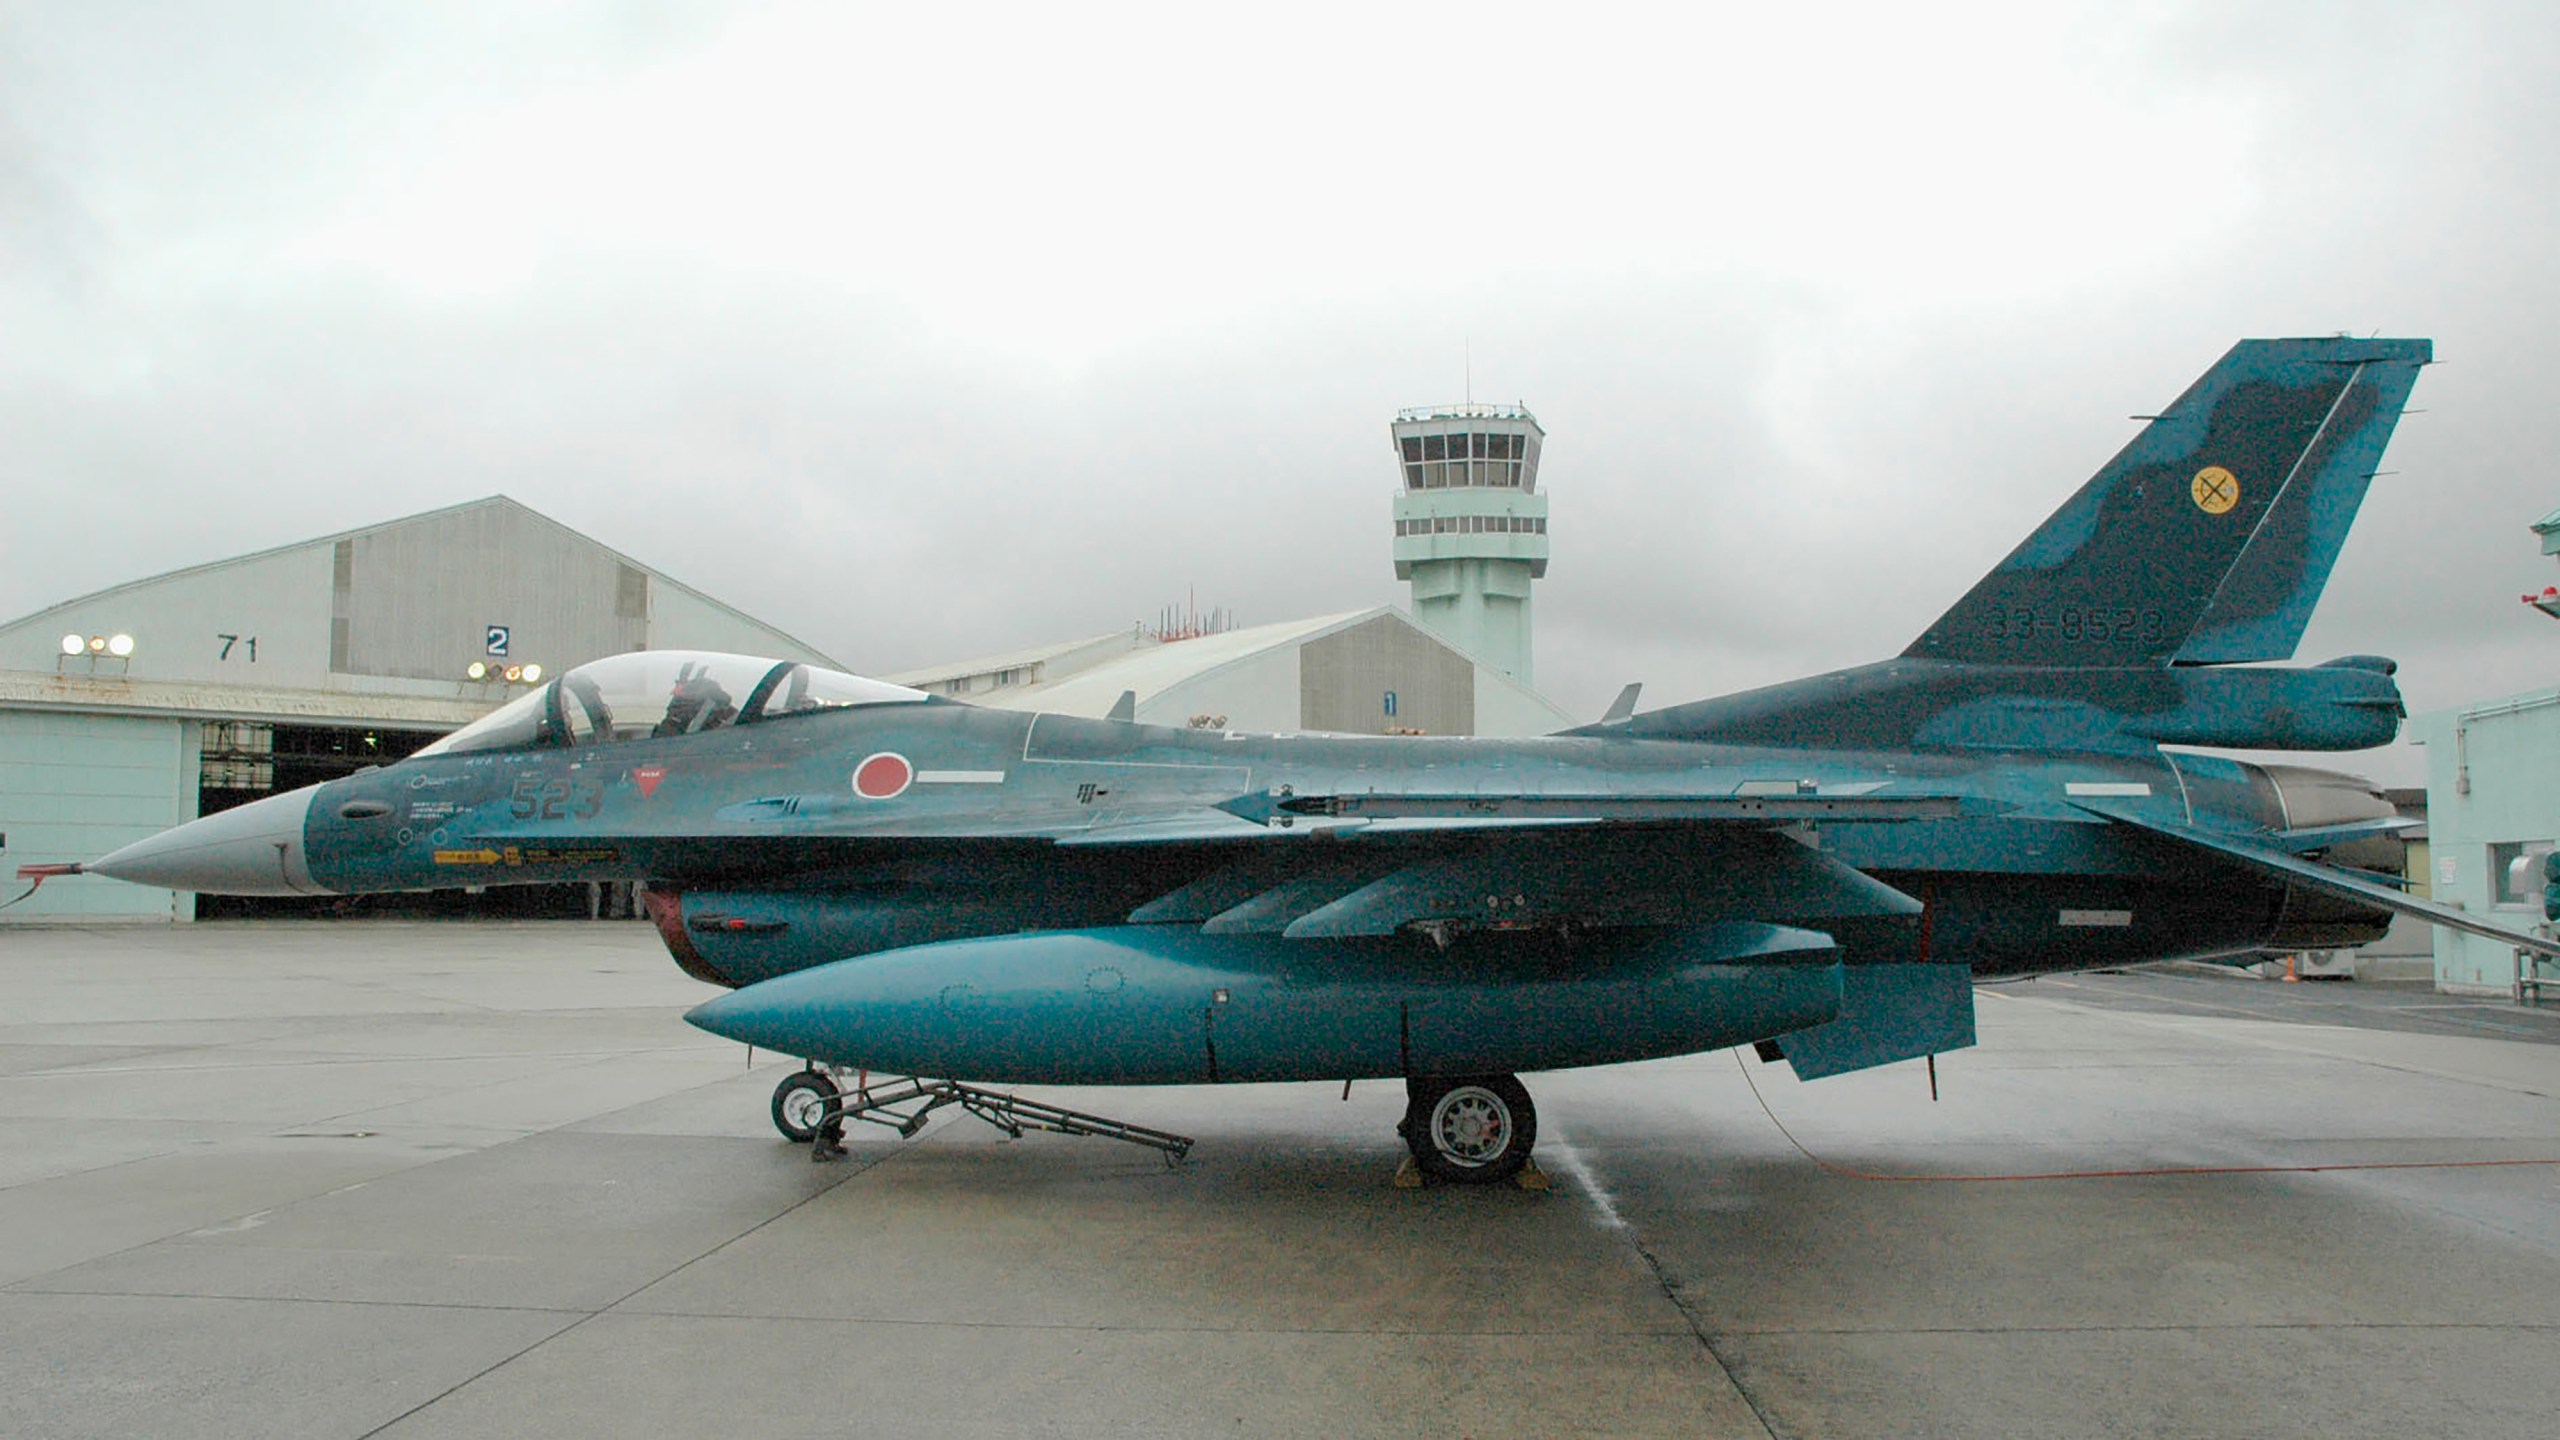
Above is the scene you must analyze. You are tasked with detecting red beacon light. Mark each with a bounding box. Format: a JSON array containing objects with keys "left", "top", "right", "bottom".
[{"left": 2524, "top": 585, "right": 2560, "bottom": 620}]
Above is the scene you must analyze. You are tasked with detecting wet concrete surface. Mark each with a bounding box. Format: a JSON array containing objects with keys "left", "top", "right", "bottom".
[
  {"left": 2023, "top": 964, "right": 2560, "bottom": 1046},
  {"left": 2, "top": 921, "right": 2556, "bottom": 1438}
]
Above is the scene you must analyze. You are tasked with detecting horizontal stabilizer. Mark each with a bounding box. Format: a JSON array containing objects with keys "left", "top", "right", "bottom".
[
  {"left": 2268, "top": 816, "right": 2421, "bottom": 855},
  {"left": 2076, "top": 803, "right": 2560, "bottom": 960}
]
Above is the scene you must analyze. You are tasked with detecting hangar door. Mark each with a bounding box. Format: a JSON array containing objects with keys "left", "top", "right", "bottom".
[{"left": 0, "top": 711, "right": 197, "bottom": 922}]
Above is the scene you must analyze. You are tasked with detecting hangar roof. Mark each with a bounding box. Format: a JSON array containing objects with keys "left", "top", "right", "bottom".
[
  {"left": 955, "top": 607, "right": 1579, "bottom": 736},
  {"left": 978, "top": 611, "right": 1373, "bottom": 717},
  {"left": 882, "top": 629, "right": 1145, "bottom": 690},
  {"left": 0, "top": 496, "right": 852, "bottom": 711},
  {"left": 1, "top": 495, "right": 843, "bottom": 670}
]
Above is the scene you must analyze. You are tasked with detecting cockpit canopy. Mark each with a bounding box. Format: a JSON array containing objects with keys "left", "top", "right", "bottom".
[{"left": 415, "top": 651, "right": 927, "bottom": 758}]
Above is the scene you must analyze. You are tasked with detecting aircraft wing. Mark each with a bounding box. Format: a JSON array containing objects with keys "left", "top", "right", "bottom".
[
  {"left": 2075, "top": 803, "right": 2560, "bottom": 961},
  {"left": 709, "top": 788, "right": 1991, "bottom": 845},
  {"left": 1062, "top": 790, "right": 1997, "bottom": 938}
]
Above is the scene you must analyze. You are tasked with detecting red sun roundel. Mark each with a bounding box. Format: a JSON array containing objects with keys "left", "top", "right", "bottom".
[{"left": 852, "top": 752, "right": 914, "bottom": 800}]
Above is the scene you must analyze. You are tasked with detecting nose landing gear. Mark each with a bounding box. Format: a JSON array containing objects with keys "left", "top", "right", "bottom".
[
  {"left": 1398, "top": 1073, "right": 1537, "bottom": 1185},
  {"left": 765, "top": 1064, "right": 1193, "bottom": 1165},
  {"left": 770, "top": 1067, "right": 840, "bottom": 1144}
]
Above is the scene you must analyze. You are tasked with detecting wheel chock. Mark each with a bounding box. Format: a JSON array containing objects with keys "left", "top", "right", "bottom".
[{"left": 1391, "top": 1155, "right": 1552, "bottom": 1189}]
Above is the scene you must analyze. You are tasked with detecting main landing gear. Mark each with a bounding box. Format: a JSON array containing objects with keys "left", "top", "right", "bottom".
[
  {"left": 1399, "top": 1073, "right": 1538, "bottom": 1185},
  {"left": 768, "top": 1065, "right": 1194, "bottom": 1165}
]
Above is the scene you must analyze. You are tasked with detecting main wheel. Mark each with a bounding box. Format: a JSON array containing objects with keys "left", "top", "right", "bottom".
[
  {"left": 771, "top": 1069, "right": 839, "bottom": 1143},
  {"left": 1402, "top": 1073, "right": 1536, "bottom": 1184}
]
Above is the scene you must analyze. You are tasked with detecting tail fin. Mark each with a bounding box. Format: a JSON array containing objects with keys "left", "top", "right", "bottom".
[{"left": 1904, "top": 337, "right": 2430, "bottom": 668}]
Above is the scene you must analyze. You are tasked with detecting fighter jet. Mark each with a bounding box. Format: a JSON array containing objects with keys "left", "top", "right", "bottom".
[{"left": 64, "top": 336, "right": 2560, "bottom": 1183}]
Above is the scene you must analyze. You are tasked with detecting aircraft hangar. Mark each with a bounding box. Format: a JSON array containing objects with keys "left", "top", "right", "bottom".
[
  {"left": 0, "top": 496, "right": 843, "bottom": 925},
  {"left": 887, "top": 608, "right": 1572, "bottom": 737},
  {"left": 2410, "top": 503, "right": 2560, "bottom": 997}
]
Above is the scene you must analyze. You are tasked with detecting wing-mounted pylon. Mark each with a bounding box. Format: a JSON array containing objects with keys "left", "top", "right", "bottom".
[
  {"left": 1280, "top": 829, "right": 1919, "bottom": 938},
  {"left": 1127, "top": 825, "right": 1925, "bottom": 941}
]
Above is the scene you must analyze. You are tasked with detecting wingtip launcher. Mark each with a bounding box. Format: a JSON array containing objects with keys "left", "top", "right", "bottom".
[{"left": 1215, "top": 789, "right": 1988, "bottom": 828}]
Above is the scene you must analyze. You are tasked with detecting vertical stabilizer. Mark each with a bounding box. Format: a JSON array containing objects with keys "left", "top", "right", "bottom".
[{"left": 1904, "top": 338, "right": 2429, "bottom": 668}]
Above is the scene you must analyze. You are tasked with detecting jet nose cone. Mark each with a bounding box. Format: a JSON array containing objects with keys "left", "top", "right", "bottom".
[
  {"left": 684, "top": 986, "right": 811, "bottom": 1053},
  {"left": 685, "top": 966, "right": 871, "bottom": 1060},
  {"left": 88, "top": 787, "right": 327, "bottom": 896}
]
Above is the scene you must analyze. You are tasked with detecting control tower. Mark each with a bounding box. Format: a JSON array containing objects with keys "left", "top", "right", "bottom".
[{"left": 1390, "top": 404, "right": 1549, "bottom": 685}]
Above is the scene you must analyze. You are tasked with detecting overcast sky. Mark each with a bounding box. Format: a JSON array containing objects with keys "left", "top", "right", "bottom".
[{"left": 4, "top": 1, "right": 2554, "bottom": 781}]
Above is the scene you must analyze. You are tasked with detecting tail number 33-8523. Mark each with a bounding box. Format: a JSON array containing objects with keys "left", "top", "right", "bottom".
[{"left": 510, "top": 775, "right": 604, "bottom": 821}]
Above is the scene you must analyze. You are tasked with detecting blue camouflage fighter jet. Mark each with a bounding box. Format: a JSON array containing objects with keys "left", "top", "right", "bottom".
[{"left": 72, "top": 336, "right": 2560, "bottom": 1182}]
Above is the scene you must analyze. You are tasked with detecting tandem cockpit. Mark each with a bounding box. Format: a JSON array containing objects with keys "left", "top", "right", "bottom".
[{"left": 414, "top": 651, "right": 931, "bottom": 758}]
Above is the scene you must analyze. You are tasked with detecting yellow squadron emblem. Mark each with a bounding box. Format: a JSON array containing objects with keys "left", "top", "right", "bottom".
[{"left": 2190, "top": 465, "right": 2239, "bottom": 515}]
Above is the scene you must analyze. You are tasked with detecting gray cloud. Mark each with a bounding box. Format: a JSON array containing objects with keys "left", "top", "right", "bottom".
[{"left": 5, "top": 1, "right": 2556, "bottom": 785}]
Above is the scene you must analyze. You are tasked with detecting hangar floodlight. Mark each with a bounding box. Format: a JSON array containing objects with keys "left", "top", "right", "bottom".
[
  {"left": 522, "top": 663, "right": 544, "bottom": 682},
  {"left": 502, "top": 664, "right": 523, "bottom": 682},
  {"left": 60, "top": 633, "right": 83, "bottom": 656},
  {"left": 467, "top": 662, "right": 489, "bottom": 681},
  {"left": 107, "top": 633, "right": 135, "bottom": 657},
  {"left": 86, "top": 635, "right": 105, "bottom": 653}
]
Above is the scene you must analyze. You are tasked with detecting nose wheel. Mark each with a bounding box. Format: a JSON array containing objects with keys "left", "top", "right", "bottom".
[
  {"left": 771, "top": 1067, "right": 840, "bottom": 1143},
  {"left": 1399, "top": 1073, "right": 1537, "bottom": 1184}
]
